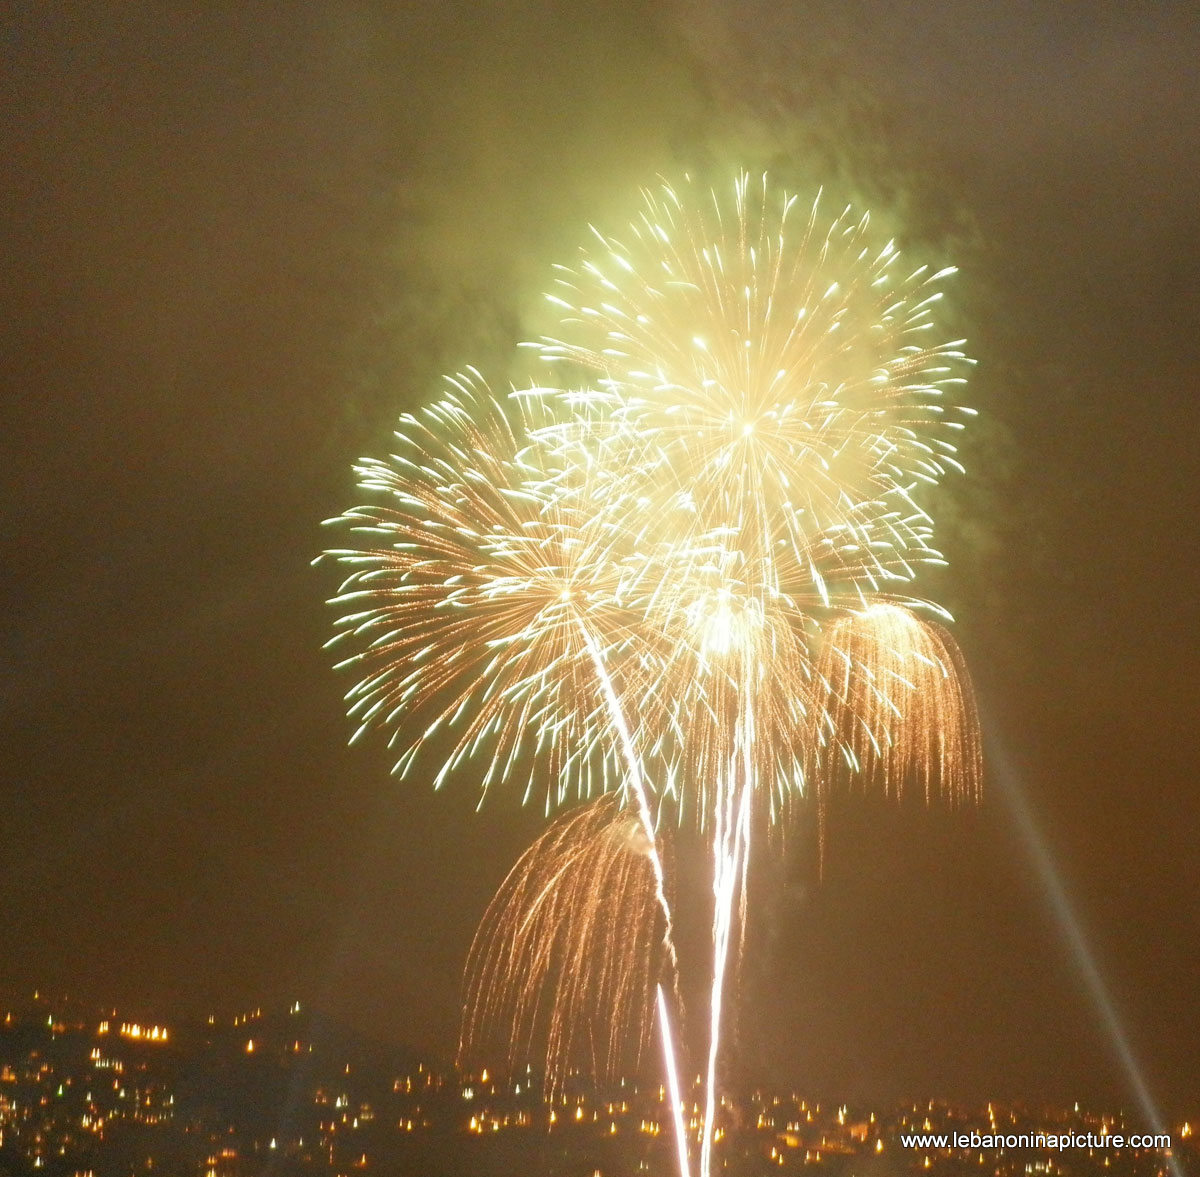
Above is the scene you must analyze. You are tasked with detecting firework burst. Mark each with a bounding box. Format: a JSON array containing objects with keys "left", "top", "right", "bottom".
[
  {"left": 533, "top": 173, "right": 975, "bottom": 601},
  {"left": 324, "top": 369, "right": 663, "bottom": 813},
  {"left": 323, "top": 173, "right": 982, "bottom": 1177}
]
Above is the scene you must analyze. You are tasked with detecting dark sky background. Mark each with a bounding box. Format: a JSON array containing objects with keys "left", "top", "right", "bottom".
[{"left": 2, "top": 0, "right": 1197, "bottom": 1120}]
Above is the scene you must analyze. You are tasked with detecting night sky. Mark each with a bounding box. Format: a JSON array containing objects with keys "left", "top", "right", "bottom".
[{"left": 3, "top": 1, "right": 1197, "bottom": 1118}]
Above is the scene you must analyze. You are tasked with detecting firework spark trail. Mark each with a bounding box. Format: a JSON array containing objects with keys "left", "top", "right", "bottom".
[
  {"left": 576, "top": 623, "right": 681, "bottom": 976},
  {"left": 695, "top": 625, "right": 759, "bottom": 1177},
  {"left": 701, "top": 756, "right": 752, "bottom": 1177},
  {"left": 576, "top": 619, "right": 693, "bottom": 1174},
  {"left": 459, "top": 795, "right": 661, "bottom": 1087},
  {"left": 656, "top": 983, "right": 691, "bottom": 1177},
  {"left": 814, "top": 603, "right": 982, "bottom": 802}
]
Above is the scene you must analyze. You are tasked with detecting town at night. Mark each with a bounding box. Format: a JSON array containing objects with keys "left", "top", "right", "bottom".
[{"left": 0, "top": 996, "right": 1190, "bottom": 1177}]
